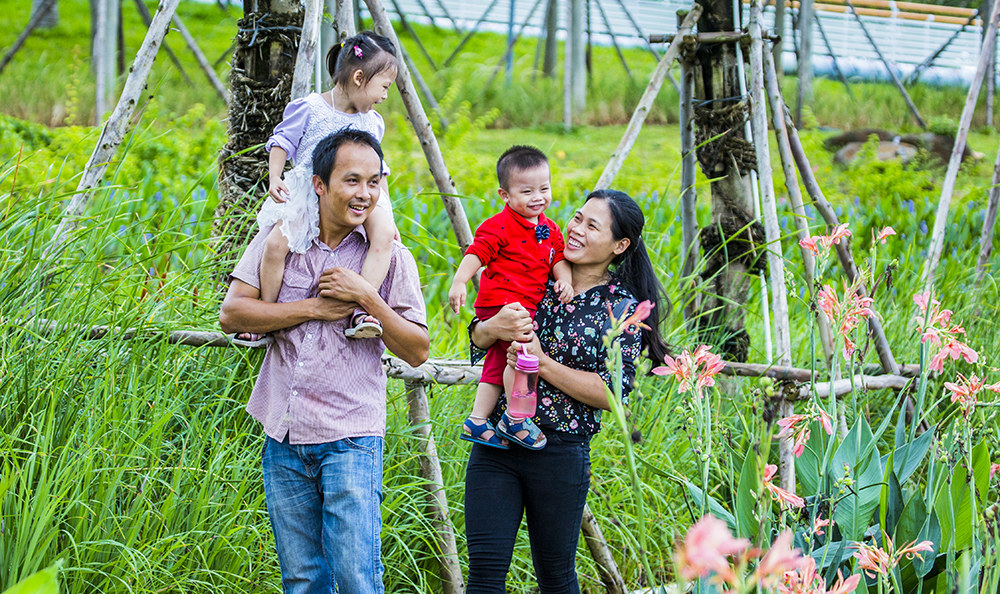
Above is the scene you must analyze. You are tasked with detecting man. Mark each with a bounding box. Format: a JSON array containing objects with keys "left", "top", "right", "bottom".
[{"left": 219, "top": 128, "right": 429, "bottom": 593}]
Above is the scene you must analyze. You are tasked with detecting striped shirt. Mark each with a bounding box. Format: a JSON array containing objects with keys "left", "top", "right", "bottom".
[{"left": 231, "top": 225, "right": 426, "bottom": 445}]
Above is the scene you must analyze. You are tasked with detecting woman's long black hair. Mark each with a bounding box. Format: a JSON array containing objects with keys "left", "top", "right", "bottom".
[{"left": 587, "top": 189, "right": 671, "bottom": 365}]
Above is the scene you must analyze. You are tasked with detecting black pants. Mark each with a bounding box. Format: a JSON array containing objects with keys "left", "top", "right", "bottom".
[{"left": 464, "top": 431, "right": 591, "bottom": 594}]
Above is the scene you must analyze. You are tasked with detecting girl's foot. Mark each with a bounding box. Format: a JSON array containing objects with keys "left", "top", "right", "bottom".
[
  {"left": 345, "top": 312, "right": 383, "bottom": 339},
  {"left": 230, "top": 333, "right": 273, "bottom": 348}
]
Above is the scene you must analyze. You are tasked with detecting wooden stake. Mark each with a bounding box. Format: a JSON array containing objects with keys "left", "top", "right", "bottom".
[
  {"left": 844, "top": 0, "right": 927, "bottom": 129},
  {"left": 564, "top": 0, "right": 573, "bottom": 131},
  {"left": 763, "top": 45, "right": 834, "bottom": 367},
  {"left": 570, "top": 0, "right": 587, "bottom": 111},
  {"left": 750, "top": 0, "right": 795, "bottom": 491},
  {"left": 364, "top": 0, "right": 475, "bottom": 251},
  {"left": 170, "top": 11, "right": 230, "bottom": 104},
  {"left": 0, "top": 0, "right": 58, "bottom": 76},
  {"left": 131, "top": 0, "right": 194, "bottom": 88},
  {"left": 594, "top": 5, "right": 703, "bottom": 191},
  {"left": 291, "top": 0, "right": 322, "bottom": 100},
  {"left": 977, "top": 143, "right": 1000, "bottom": 282},
  {"left": 924, "top": 0, "right": 1000, "bottom": 291},
  {"left": 49, "top": 0, "right": 180, "bottom": 250},
  {"left": 773, "top": 0, "right": 785, "bottom": 84},
  {"left": 779, "top": 101, "right": 901, "bottom": 375},
  {"left": 581, "top": 504, "right": 627, "bottom": 594},
  {"left": 678, "top": 18, "right": 698, "bottom": 317},
  {"left": 403, "top": 382, "right": 465, "bottom": 594},
  {"left": 796, "top": 0, "right": 814, "bottom": 125},
  {"left": 612, "top": 0, "right": 681, "bottom": 92}
]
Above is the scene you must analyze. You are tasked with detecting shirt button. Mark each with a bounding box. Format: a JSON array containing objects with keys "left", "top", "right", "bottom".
[
  {"left": 298, "top": 362, "right": 304, "bottom": 367},
  {"left": 307, "top": 333, "right": 313, "bottom": 339},
  {"left": 293, "top": 390, "right": 298, "bottom": 396}
]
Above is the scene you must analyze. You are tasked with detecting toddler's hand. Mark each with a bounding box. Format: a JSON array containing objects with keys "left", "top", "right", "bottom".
[
  {"left": 448, "top": 284, "right": 467, "bottom": 314},
  {"left": 554, "top": 280, "right": 574, "bottom": 303},
  {"left": 268, "top": 178, "right": 290, "bottom": 203}
]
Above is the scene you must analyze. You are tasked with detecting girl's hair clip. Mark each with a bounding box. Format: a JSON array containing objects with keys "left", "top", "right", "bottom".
[{"left": 354, "top": 45, "right": 363, "bottom": 59}]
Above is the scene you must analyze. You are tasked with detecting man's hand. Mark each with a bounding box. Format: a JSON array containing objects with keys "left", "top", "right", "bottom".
[
  {"left": 448, "top": 283, "right": 467, "bottom": 314},
  {"left": 312, "top": 296, "right": 356, "bottom": 322},
  {"left": 268, "top": 177, "right": 290, "bottom": 203},
  {"left": 318, "top": 267, "right": 373, "bottom": 304}
]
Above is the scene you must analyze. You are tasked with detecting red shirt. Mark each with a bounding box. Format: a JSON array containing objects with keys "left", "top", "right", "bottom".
[{"left": 466, "top": 206, "right": 565, "bottom": 309}]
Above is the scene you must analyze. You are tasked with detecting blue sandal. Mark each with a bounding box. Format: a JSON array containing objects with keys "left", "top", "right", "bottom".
[
  {"left": 460, "top": 417, "right": 509, "bottom": 450},
  {"left": 497, "top": 412, "right": 547, "bottom": 451}
]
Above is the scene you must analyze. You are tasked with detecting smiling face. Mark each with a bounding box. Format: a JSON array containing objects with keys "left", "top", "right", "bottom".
[
  {"left": 312, "top": 141, "right": 383, "bottom": 237},
  {"left": 351, "top": 66, "right": 397, "bottom": 112},
  {"left": 563, "top": 198, "right": 630, "bottom": 268},
  {"left": 498, "top": 163, "right": 552, "bottom": 223}
]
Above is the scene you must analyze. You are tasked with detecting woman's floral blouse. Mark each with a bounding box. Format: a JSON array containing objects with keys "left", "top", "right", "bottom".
[{"left": 470, "top": 281, "right": 642, "bottom": 436}]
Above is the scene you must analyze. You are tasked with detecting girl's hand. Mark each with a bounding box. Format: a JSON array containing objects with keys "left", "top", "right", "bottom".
[
  {"left": 553, "top": 280, "right": 574, "bottom": 303},
  {"left": 448, "top": 283, "right": 467, "bottom": 314},
  {"left": 268, "top": 178, "right": 290, "bottom": 203}
]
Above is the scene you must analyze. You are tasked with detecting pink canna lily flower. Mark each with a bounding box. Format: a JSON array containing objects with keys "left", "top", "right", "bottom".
[
  {"left": 763, "top": 464, "right": 805, "bottom": 508},
  {"left": 777, "top": 414, "right": 810, "bottom": 457},
  {"left": 875, "top": 226, "right": 896, "bottom": 245},
  {"left": 851, "top": 534, "right": 934, "bottom": 578},
  {"left": 618, "top": 299, "right": 654, "bottom": 335},
  {"left": 929, "top": 338, "right": 979, "bottom": 372},
  {"left": 755, "top": 531, "right": 805, "bottom": 589},
  {"left": 821, "top": 223, "right": 852, "bottom": 248},
  {"left": 815, "top": 405, "right": 834, "bottom": 436},
  {"left": 673, "top": 514, "right": 750, "bottom": 586},
  {"left": 816, "top": 282, "right": 874, "bottom": 361},
  {"left": 654, "top": 345, "right": 725, "bottom": 399},
  {"left": 799, "top": 235, "right": 821, "bottom": 256},
  {"left": 778, "top": 556, "right": 861, "bottom": 594},
  {"left": 813, "top": 515, "right": 831, "bottom": 537},
  {"left": 944, "top": 374, "right": 1000, "bottom": 419},
  {"left": 991, "top": 463, "right": 1000, "bottom": 479},
  {"left": 825, "top": 571, "right": 863, "bottom": 594}
]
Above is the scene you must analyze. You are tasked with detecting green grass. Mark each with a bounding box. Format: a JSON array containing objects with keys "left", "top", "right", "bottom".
[{"left": 4, "top": 1, "right": 1000, "bottom": 591}]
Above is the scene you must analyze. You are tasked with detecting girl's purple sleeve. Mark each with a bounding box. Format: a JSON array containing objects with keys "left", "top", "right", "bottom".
[{"left": 265, "top": 98, "right": 311, "bottom": 163}]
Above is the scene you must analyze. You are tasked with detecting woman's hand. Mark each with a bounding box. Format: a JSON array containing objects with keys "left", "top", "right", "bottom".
[
  {"left": 506, "top": 335, "right": 543, "bottom": 368},
  {"left": 470, "top": 302, "right": 534, "bottom": 349}
]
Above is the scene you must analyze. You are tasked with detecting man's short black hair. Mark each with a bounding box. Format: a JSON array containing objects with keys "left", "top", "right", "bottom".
[
  {"left": 496, "top": 145, "right": 548, "bottom": 189},
  {"left": 312, "top": 127, "right": 385, "bottom": 183}
]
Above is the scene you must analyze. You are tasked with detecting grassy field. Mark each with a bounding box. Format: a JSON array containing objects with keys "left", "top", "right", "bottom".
[{"left": 3, "top": 0, "right": 1000, "bottom": 592}]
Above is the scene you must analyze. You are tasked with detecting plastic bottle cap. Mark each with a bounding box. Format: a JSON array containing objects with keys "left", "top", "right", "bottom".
[{"left": 515, "top": 352, "right": 539, "bottom": 372}]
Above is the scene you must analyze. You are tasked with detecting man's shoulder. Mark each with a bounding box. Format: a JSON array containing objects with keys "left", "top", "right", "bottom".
[{"left": 387, "top": 240, "right": 419, "bottom": 274}]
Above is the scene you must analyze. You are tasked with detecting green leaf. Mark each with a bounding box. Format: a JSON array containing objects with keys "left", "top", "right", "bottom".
[
  {"left": 880, "top": 468, "right": 903, "bottom": 536},
  {"left": 896, "top": 492, "right": 928, "bottom": 545},
  {"left": 3, "top": 560, "right": 62, "bottom": 594},
  {"left": 881, "top": 426, "right": 935, "bottom": 484},
  {"left": 879, "top": 450, "right": 894, "bottom": 531},
  {"left": 684, "top": 480, "right": 737, "bottom": 533},
  {"left": 735, "top": 446, "right": 760, "bottom": 540},
  {"left": 832, "top": 417, "right": 884, "bottom": 542},
  {"left": 913, "top": 511, "right": 941, "bottom": 578},
  {"left": 972, "top": 440, "right": 991, "bottom": 508},
  {"left": 796, "top": 427, "right": 825, "bottom": 497}
]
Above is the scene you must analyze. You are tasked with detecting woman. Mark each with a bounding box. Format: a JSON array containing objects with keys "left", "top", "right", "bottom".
[{"left": 464, "top": 189, "right": 670, "bottom": 593}]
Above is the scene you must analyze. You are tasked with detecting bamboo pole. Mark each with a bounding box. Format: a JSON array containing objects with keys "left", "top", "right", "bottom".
[
  {"left": 679, "top": 20, "right": 698, "bottom": 318},
  {"left": 794, "top": 374, "right": 912, "bottom": 400},
  {"left": 49, "top": 0, "right": 180, "bottom": 250},
  {"left": 779, "top": 102, "right": 901, "bottom": 375},
  {"left": 403, "top": 382, "right": 466, "bottom": 594},
  {"left": 844, "top": 0, "right": 927, "bottom": 129},
  {"left": 774, "top": 0, "right": 785, "bottom": 84},
  {"left": 796, "top": 0, "right": 814, "bottom": 125},
  {"left": 169, "top": 11, "right": 231, "bottom": 104},
  {"left": 291, "top": 0, "right": 322, "bottom": 100},
  {"left": 581, "top": 504, "right": 627, "bottom": 594},
  {"left": 593, "top": 0, "right": 633, "bottom": 79},
  {"left": 564, "top": 0, "right": 573, "bottom": 131},
  {"left": 0, "top": 0, "right": 58, "bottom": 75},
  {"left": 94, "top": 0, "right": 111, "bottom": 120},
  {"left": 977, "top": 144, "right": 1000, "bottom": 282},
  {"left": 335, "top": 0, "right": 357, "bottom": 40},
  {"left": 570, "top": 0, "right": 587, "bottom": 111},
  {"left": 923, "top": 0, "right": 1000, "bottom": 292},
  {"left": 396, "top": 39, "right": 447, "bottom": 130},
  {"left": 442, "top": 0, "right": 500, "bottom": 68},
  {"left": 364, "top": 0, "right": 474, "bottom": 251},
  {"left": 750, "top": 0, "right": 795, "bottom": 491},
  {"left": 813, "top": 12, "right": 854, "bottom": 100},
  {"left": 905, "top": 12, "right": 977, "bottom": 84},
  {"left": 593, "top": 5, "right": 703, "bottom": 191},
  {"left": 483, "top": 0, "right": 546, "bottom": 91},
  {"left": 762, "top": 45, "right": 835, "bottom": 367},
  {"left": 612, "top": 0, "right": 681, "bottom": 92},
  {"left": 131, "top": 0, "right": 194, "bottom": 88},
  {"left": 388, "top": 0, "right": 439, "bottom": 71}
]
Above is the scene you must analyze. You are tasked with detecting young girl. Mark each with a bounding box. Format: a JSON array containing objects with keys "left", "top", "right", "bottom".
[
  {"left": 258, "top": 31, "right": 397, "bottom": 338},
  {"left": 449, "top": 145, "right": 574, "bottom": 451}
]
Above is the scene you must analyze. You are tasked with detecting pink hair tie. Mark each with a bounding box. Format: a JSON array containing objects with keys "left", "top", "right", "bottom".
[{"left": 354, "top": 45, "right": 363, "bottom": 59}]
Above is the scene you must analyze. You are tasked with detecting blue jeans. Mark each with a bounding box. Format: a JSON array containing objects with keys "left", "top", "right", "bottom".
[
  {"left": 262, "top": 435, "right": 385, "bottom": 594},
  {"left": 464, "top": 431, "right": 591, "bottom": 593}
]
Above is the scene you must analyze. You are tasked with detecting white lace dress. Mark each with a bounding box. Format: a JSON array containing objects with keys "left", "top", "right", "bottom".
[{"left": 259, "top": 92, "right": 389, "bottom": 253}]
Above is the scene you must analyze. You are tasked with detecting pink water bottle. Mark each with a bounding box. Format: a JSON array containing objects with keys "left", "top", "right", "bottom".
[{"left": 507, "top": 351, "right": 539, "bottom": 418}]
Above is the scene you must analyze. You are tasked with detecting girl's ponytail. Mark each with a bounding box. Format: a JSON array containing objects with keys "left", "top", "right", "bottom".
[{"left": 587, "top": 190, "right": 671, "bottom": 365}]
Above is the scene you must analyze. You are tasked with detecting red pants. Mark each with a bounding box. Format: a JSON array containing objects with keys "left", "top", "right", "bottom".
[{"left": 475, "top": 304, "right": 536, "bottom": 386}]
